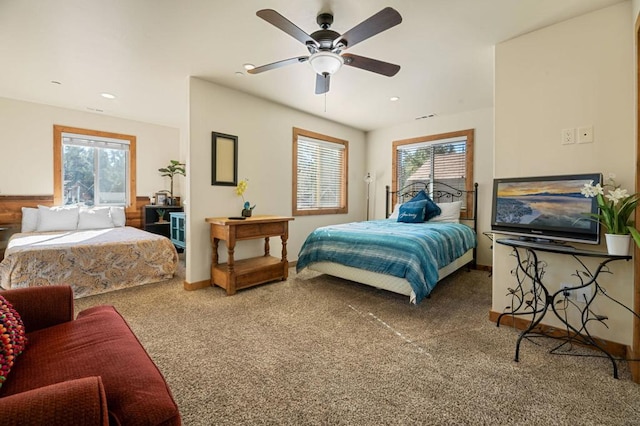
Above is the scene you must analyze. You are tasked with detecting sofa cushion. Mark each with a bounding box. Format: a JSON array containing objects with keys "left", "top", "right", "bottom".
[
  {"left": 0, "top": 305, "right": 180, "bottom": 425},
  {"left": 0, "top": 296, "right": 27, "bottom": 389}
]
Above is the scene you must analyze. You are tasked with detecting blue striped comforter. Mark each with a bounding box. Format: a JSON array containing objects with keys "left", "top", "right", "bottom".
[{"left": 296, "top": 220, "right": 477, "bottom": 303}]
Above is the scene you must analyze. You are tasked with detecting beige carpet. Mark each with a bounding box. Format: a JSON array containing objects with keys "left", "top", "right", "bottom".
[{"left": 75, "top": 262, "right": 640, "bottom": 425}]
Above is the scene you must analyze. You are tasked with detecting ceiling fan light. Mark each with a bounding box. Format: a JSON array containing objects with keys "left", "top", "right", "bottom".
[{"left": 309, "top": 51, "right": 343, "bottom": 75}]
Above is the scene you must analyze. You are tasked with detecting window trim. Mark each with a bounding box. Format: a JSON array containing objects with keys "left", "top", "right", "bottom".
[
  {"left": 53, "top": 125, "right": 137, "bottom": 208},
  {"left": 292, "top": 127, "right": 348, "bottom": 216},
  {"left": 392, "top": 129, "right": 474, "bottom": 219}
]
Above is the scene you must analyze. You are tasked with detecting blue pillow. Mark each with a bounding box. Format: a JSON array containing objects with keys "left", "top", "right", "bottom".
[
  {"left": 397, "top": 200, "right": 427, "bottom": 223},
  {"left": 409, "top": 190, "right": 441, "bottom": 221}
]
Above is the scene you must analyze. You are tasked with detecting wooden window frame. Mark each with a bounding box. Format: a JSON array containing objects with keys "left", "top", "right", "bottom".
[
  {"left": 392, "top": 129, "right": 474, "bottom": 219},
  {"left": 53, "top": 125, "right": 137, "bottom": 209},
  {"left": 292, "top": 127, "right": 348, "bottom": 216}
]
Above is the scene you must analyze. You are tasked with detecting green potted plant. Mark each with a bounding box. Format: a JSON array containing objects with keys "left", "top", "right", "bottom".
[
  {"left": 158, "top": 160, "right": 186, "bottom": 206},
  {"left": 581, "top": 173, "right": 640, "bottom": 254},
  {"left": 156, "top": 209, "right": 167, "bottom": 223}
]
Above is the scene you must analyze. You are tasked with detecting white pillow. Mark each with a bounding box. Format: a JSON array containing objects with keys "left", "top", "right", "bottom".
[
  {"left": 36, "top": 205, "right": 79, "bottom": 232},
  {"left": 78, "top": 207, "right": 114, "bottom": 230},
  {"left": 430, "top": 201, "right": 462, "bottom": 223},
  {"left": 21, "top": 207, "right": 39, "bottom": 232},
  {"left": 388, "top": 203, "right": 401, "bottom": 220},
  {"left": 110, "top": 206, "right": 126, "bottom": 227}
]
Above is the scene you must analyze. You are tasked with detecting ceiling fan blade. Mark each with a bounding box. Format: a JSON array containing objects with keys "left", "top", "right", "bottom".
[
  {"left": 334, "top": 7, "right": 402, "bottom": 50},
  {"left": 247, "top": 56, "right": 309, "bottom": 74},
  {"left": 256, "top": 9, "right": 318, "bottom": 48},
  {"left": 315, "top": 73, "right": 330, "bottom": 95},
  {"left": 342, "top": 54, "right": 400, "bottom": 77}
]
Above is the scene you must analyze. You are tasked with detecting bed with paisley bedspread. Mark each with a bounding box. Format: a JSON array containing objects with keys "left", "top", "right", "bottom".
[{"left": 0, "top": 227, "right": 178, "bottom": 298}]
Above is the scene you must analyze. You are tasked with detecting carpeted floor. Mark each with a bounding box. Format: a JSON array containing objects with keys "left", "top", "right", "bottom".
[{"left": 76, "top": 262, "right": 640, "bottom": 425}]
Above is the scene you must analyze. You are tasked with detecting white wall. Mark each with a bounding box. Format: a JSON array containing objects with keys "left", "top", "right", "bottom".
[
  {"left": 186, "top": 78, "right": 366, "bottom": 284},
  {"left": 366, "top": 107, "right": 495, "bottom": 268},
  {"left": 494, "top": 2, "right": 634, "bottom": 344},
  {"left": 0, "top": 97, "right": 181, "bottom": 199}
]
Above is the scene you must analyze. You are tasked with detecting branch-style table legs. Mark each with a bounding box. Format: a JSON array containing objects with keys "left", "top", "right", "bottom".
[{"left": 497, "top": 242, "right": 636, "bottom": 379}]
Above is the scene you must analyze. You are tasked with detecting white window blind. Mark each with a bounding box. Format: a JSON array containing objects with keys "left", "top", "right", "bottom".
[{"left": 296, "top": 136, "right": 345, "bottom": 210}]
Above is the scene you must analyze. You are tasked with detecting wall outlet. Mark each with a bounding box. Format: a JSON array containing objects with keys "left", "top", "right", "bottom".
[
  {"left": 561, "top": 128, "right": 575, "bottom": 145},
  {"left": 561, "top": 284, "right": 573, "bottom": 299},
  {"left": 574, "top": 285, "right": 592, "bottom": 303},
  {"left": 560, "top": 283, "right": 591, "bottom": 303}
]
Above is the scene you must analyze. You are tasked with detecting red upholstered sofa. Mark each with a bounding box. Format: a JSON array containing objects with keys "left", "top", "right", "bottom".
[{"left": 0, "top": 285, "right": 181, "bottom": 425}]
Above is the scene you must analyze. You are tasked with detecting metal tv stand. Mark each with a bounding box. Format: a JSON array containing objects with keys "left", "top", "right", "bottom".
[{"left": 496, "top": 238, "right": 636, "bottom": 379}]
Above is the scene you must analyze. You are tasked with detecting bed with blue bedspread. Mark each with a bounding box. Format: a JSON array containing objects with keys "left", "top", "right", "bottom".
[
  {"left": 296, "top": 219, "right": 477, "bottom": 304},
  {"left": 297, "top": 181, "right": 478, "bottom": 303}
]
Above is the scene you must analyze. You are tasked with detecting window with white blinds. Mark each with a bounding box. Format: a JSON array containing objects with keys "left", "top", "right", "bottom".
[
  {"left": 293, "top": 128, "right": 348, "bottom": 216},
  {"left": 54, "top": 125, "right": 137, "bottom": 207},
  {"left": 393, "top": 129, "right": 474, "bottom": 218}
]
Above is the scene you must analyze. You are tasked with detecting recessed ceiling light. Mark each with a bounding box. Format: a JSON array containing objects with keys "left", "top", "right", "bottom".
[
  {"left": 390, "top": 96, "right": 399, "bottom": 102},
  {"left": 243, "top": 63, "right": 255, "bottom": 70},
  {"left": 101, "top": 93, "right": 116, "bottom": 99}
]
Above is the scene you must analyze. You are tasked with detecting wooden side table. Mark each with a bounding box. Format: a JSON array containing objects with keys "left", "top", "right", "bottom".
[{"left": 205, "top": 215, "right": 294, "bottom": 295}]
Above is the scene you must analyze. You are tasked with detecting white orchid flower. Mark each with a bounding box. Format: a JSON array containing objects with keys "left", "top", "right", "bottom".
[{"left": 606, "top": 187, "right": 628, "bottom": 205}]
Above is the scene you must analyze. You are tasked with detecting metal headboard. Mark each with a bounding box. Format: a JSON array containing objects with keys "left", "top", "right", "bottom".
[{"left": 385, "top": 181, "right": 478, "bottom": 231}]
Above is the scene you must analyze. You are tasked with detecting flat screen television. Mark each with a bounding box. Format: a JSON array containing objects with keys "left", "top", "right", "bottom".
[{"left": 491, "top": 173, "right": 603, "bottom": 245}]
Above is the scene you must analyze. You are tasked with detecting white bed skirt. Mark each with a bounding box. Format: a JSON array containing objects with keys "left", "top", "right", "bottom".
[{"left": 305, "top": 249, "right": 474, "bottom": 304}]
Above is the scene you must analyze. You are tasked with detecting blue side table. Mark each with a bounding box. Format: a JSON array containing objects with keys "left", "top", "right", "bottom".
[{"left": 169, "top": 212, "right": 186, "bottom": 250}]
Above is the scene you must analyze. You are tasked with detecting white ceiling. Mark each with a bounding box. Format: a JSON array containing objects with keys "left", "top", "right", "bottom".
[{"left": 0, "top": 0, "right": 626, "bottom": 132}]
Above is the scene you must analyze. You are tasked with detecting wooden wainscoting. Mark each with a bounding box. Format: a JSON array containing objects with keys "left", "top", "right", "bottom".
[{"left": 0, "top": 195, "right": 150, "bottom": 258}]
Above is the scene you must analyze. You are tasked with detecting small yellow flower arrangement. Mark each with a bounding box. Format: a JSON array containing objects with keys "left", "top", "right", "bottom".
[{"left": 236, "top": 178, "right": 255, "bottom": 216}]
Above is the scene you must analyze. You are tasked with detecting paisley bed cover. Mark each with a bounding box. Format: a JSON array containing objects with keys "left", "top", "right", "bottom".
[
  {"left": 296, "top": 220, "right": 477, "bottom": 303},
  {"left": 0, "top": 227, "right": 178, "bottom": 298}
]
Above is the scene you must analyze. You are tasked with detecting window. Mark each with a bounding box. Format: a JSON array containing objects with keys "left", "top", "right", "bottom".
[
  {"left": 293, "top": 127, "right": 348, "bottom": 216},
  {"left": 392, "top": 129, "right": 474, "bottom": 219},
  {"left": 53, "top": 125, "right": 137, "bottom": 207}
]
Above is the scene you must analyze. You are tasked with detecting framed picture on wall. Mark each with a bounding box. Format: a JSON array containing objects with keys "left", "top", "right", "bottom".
[{"left": 211, "top": 132, "right": 238, "bottom": 186}]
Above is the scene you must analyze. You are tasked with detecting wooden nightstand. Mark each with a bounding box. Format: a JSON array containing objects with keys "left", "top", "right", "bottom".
[{"left": 205, "top": 215, "right": 294, "bottom": 295}]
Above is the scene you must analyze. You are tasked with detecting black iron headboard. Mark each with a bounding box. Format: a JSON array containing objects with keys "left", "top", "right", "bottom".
[{"left": 385, "top": 181, "right": 478, "bottom": 232}]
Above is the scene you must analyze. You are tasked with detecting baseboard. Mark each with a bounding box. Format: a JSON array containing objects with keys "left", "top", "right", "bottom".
[
  {"left": 489, "top": 310, "right": 629, "bottom": 359},
  {"left": 183, "top": 279, "right": 210, "bottom": 291},
  {"left": 475, "top": 264, "right": 492, "bottom": 273}
]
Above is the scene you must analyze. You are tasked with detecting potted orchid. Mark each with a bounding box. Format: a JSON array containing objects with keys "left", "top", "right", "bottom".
[
  {"left": 581, "top": 173, "right": 640, "bottom": 254},
  {"left": 235, "top": 178, "right": 256, "bottom": 217}
]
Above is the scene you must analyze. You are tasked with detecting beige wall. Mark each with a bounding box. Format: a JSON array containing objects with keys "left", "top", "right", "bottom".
[
  {"left": 494, "top": 2, "right": 634, "bottom": 344},
  {"left": 365, "top": 107, "right": 495, "bottom": 268},
  {"left": 0, "top": 97, "right": 182, "bottom": 199},
  {"left": 186, "top": 78, "right": 366, "bottom": 284}
]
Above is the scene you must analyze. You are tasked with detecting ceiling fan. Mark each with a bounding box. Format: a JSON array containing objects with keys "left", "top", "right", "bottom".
[{"left": 247, "top": 7, "right": 402, "bottom": 95}]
